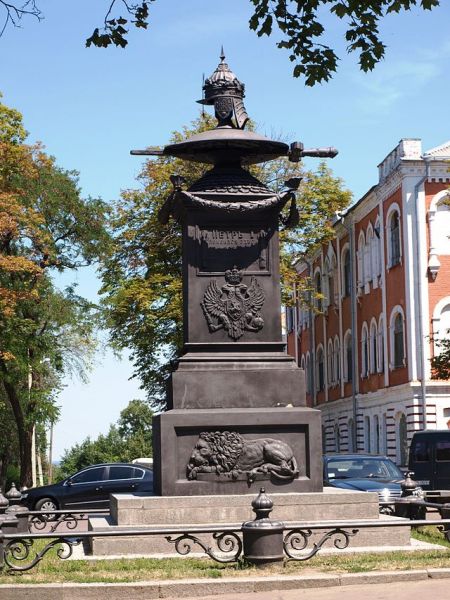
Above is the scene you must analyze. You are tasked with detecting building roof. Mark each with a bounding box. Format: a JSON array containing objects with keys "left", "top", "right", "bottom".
[{"left": 424, "top": 140, "right": 450, "bottom": 159}]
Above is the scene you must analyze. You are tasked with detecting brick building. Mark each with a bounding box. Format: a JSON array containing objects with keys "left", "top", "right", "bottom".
[{"left": 286, "top": 139, "right": 450, "bottom": 465}]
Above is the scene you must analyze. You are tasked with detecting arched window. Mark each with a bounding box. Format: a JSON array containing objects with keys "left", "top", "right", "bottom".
[
  {"left": 361, "top": 323, "right": 369, "bottom": 378},
  {"left": 378, "top": 315, "right": 385, "bottom": 373},
  {"left": 334, "top": 336, "right": 340, "bottom": 384},
  {"left": 357, "top": 232, "right": 365, "bottom": 290},
  {"left": 344, "top": 331, "right": 353, "bottom": 382},
  {"left": 327, "top": 339, "right": 334, "bottom": 385},
  {"left": 370, "top": 320, "right": 378, "bottom": 374},
  {"left": 342, "top": 246, "right": 351, "bottom": 297},
  {"left": 373, "top": 217, "right": 382, "bottom": 279},
  {"left": 323, "top": 258, "right": 330, "bottom": 309},
  {"left": 300, "top": 355, "right": 305, "bottom": 371},
  {"left": 314, "top": 270, "right": 322, "bottom": 312},
  {"left": 305, "top": 353, "right": 311, "bottom": 395},
  {"left": 390, "top": 308, "right": 405, "bottom": 369},
  {"left": 365, "top": 225, "right": 373, "bottom": 285},
  {"left": 316, "top": 346, "right": 325, "bottom": 391},
  {"left": 430, "top": 194, "right": 450, "bottom": 255},
  {"left": 389, "top": 209, "right": 401, "bottom": 267},
  {"left": 432, "top": 300, "right": 450, "bottom": 356},
  {"left": 328, "top": 257, "right": 336, "bottom": 307}
]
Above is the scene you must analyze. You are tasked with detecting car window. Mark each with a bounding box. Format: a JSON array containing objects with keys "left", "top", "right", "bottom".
[
  {"left": 326, "top": 458, "right": 402, "bottom": 479},
  {"left": 436, "top": 441, "right": 450, "bottom": 462},
  {"left": 71, "top": 467, "right": 105, "bottom": 484},
  {"left": 108, "top": 466, "right": 143, "bottom": 480},
  {"left": 411, "top": 440, "right": 430, "bottom": 462}
]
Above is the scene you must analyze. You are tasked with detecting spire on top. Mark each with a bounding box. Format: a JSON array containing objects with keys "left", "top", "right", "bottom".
[{"left": 220, "top": 46, "right": 225, "bottom": 63}]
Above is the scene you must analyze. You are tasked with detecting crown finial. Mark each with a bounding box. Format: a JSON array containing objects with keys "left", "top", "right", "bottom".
[{"left": 220, "top": 45, "right": 225, "bottom": 63}]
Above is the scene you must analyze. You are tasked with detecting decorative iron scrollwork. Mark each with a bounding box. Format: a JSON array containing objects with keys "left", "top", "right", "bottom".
[
  {"left": 4, "top": 537, "right": 81, "bottom": 572},
  {"left": 283, "top": 527, "right": 359, "bottom": 561},
  {"left": 166, "top": 531, "right": 242, "bottom": 563},
  {"left": 29, "top": 512, "right": 85, "bottom": 533}
]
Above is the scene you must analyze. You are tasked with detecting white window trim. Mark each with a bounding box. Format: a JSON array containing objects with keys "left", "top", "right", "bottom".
[
  {"left": 374, "top": 216, "right": 382, "bottom": 285},
  {"left": 357, "top": 231, "right": 365, "bottom": 291},
  {"left": 377, "top": 314, "right": 385, "bottom": 373},
  {"left": 344, "top": 329, "right": 352, "bottom": 383},
  {"left": 341, "top": 243, "right": 351, "bottom": 299},
  {"left": 313, "top": 266, "right": 323, "bottom": 312},
  {"left": 327, "top": 339, "right": 334, "bottom": 385},
  {"left": 431, "top": 296, "right": 450, "bottom": 354},
  {"left": 316, "top": 344, "right": 325, "bottom": 392},
  {"left": 305, "top": 351, "right": 311, "bottom": 396},
  {"left": 365, "top": 223, "right": 374, "bottom": 290},
  {"left": 361, "top": 322, "right": 369, "bottom": 378},
  {"left": 386, "top": 203, "right": 402, "bottom": 269},
  {"left": 333, "top": 335, "right": 340, "bottom": 386},
  {"left": 389, "top": 305, "right": 406, "bottom": 370}
]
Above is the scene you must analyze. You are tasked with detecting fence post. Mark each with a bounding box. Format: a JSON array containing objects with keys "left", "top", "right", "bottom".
[{"left": 242, "top": 488, "right": 285, "bottom": 565}]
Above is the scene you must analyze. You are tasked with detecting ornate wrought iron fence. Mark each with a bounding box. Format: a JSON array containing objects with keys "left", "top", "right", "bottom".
[
  {"left": 1, "top": 516, "right": 450, "bottom": 573},
  {"left": 25, "top": 509, "right": 106, "bottom": 533}
]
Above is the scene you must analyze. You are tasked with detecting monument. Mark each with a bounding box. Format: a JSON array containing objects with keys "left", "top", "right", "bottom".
[
  {"left": 89, "top": 54, "right": 411, "bottom": 555},
  {"left": 132, "top": 52, "right": 337, "bottom": 497}
]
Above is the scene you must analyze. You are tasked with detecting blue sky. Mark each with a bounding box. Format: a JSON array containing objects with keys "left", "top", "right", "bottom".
[{"left": 1, "top": 1, "right": 449, "bottom": 460}]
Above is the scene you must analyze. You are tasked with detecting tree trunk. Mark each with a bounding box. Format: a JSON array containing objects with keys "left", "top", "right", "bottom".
[
  {"left": 0, "top": 372, "right": 34, "bottom": 488},
  {"left": 0, "top": 450, "right": 9, "bottom": 490}
]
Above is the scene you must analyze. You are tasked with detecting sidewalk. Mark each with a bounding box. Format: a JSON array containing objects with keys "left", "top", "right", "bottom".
[
  {"left": 184, "top": 578, "right": 450, "bottom": 600},
  {"left": 1, "top": 568, "right": 450, "bottom": 599}
]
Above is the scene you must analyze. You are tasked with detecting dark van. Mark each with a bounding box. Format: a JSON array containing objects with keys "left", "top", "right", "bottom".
[{"left": 408, "top": 430, "right": 450, "bottom": 491}]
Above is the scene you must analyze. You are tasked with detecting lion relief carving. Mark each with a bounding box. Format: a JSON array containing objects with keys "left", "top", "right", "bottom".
[{"left": 187, "top": 431, "right": 299, "bottom": 483}]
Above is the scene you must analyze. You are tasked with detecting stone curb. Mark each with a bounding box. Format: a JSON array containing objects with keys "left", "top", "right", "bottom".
[{"left": 1, "top": 569, "right": 449, "bottom": 599}]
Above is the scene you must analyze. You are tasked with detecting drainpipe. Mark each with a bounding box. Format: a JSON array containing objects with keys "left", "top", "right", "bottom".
[{"left": 414, "top": 159, "right": 431, "bottom": 430}]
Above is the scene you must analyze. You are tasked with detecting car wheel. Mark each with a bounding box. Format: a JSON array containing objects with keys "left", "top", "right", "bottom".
[{"left": 35, "top": 497, "right": 58, "bottom": 513}]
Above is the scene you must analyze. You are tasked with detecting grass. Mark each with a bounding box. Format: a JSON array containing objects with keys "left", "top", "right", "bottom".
[
  {"left": 1, "top": 528, "right": 449, "bottom": 585},
  {"left": 412, "top": 525, "right": 450, "bottom": 549}
]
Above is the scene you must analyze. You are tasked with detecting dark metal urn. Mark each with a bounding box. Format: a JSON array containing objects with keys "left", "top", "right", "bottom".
[{"left": 132, "top": 52, "right": 337, "bottom": 496}]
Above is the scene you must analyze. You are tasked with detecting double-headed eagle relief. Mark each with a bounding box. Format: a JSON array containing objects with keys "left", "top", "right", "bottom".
[{"left": 201, "top": 267, "right": 265, "bottom": 340}]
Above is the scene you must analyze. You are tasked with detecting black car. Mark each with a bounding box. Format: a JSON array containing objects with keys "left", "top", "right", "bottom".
[
  {"left": 21, "top": 463, "right": 154, "bottom": 512},
  {"left": 323, "top": 454, "right": 413, "bottom": 507}
]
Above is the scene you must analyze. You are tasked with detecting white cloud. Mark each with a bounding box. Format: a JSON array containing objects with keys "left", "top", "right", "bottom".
[{"left": 353, "top": 58, "right": 440, "bottom": 114}]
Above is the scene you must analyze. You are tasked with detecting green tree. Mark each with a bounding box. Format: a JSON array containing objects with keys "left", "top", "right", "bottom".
[
  {"left": 58, "top": 399, "right": 153, "bottom": 477},
  {"left": 100, "top": 114, "right": 351, "bottom": 410},
  {"left": 0, "top": 1, "right": 441, "bottom": 84},
  {"left": 0, "top": 95, "right": 110, "bottom": 486},
  {"left": 0, "top": 392, "right": 19, "bottom": 489},
  {"left": 431, "top": 331, "right": 450, "bottom": 380}
]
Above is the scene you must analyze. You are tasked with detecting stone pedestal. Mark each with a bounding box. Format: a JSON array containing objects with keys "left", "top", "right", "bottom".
[
  {"left": 89, "top": 489, "right": 411, "bottom": 557},
  {"left": 153, "top": 407, "right": 322, "bottom": 496}
]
